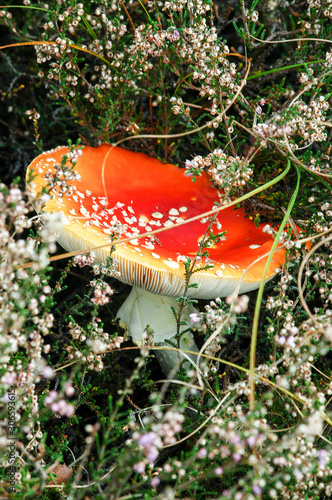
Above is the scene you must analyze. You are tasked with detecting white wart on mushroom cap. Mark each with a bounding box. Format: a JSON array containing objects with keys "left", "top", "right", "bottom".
[{"left": 26, "top": 144, "right": 287, "bottom": 299}]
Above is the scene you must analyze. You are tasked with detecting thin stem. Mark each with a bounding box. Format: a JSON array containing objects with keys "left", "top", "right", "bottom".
[
  {"left": 247, "top": 59, "right": 326, "bottom": 81},
  {"left": 249, "top": 161, "right": 300, "bottom": 411}
]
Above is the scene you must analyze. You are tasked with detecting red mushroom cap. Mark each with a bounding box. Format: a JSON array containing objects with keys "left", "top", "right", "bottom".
[{"left": 26, "top": 144, "right": 287, "bottom": 298}]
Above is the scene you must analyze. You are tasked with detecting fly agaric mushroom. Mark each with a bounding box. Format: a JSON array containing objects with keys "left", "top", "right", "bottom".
[{"left": 26, "top": 144, "right": 287, "bottom": 373}]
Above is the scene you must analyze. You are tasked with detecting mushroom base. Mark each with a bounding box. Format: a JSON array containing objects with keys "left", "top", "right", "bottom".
[{"left": 117, "top": 286, "right": 200, "bottom": 374}]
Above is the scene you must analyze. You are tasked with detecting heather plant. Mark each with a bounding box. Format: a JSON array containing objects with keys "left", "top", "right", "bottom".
[{"left": 0, "top": 0, "right": 332, "bottom": 499}]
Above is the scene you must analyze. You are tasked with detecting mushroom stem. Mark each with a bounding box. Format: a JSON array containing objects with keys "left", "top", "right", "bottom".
[{"left": 117, "top": 286, "right": 200, "bottom": 375}]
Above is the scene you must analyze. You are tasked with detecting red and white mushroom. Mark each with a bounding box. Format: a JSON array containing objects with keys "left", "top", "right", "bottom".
[{"left": 26, "top": 144, "right": 287, "bottom": 373}]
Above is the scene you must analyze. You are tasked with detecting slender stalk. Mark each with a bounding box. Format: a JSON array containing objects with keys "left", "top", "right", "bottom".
[{"left": 249, "top": 161, "right": 301, "bottom": 411}]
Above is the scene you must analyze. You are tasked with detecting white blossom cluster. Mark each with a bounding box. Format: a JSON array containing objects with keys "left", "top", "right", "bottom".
[
  {"left": 184, "top": 148, "right": 253, "bottom": 193},
  {"left": 307, "top": 0, "right": 332, "bottom": 18},
  {"left": 0, "top": 185, "right": 55, "bottom": 373},
  {"left": 202, "top": 297, "right": 227, "bottom": 331},
  {"left": 254, "top": 95, "right": 329, "bottom": 148},
  {"left": 43, "top": 152, "right": 81, "bottom": 199},
  {"left": 0, "top": 184, "right": 62, "bottom": 462},
  {"left": 67, "top": 318, "right": 123, "bottom": 371},
  {"left": 35, "top": 3, "right": 128, "bottom": 101},
  {"left": 73, "top": 252, "right": 96, "bottom": 268},
  {"left": 31, "top": 0, "right": 243, "bottom": 145},
  {"left": 90, "top": 279, "right": 114, "bottom": 305},
  {"left": 208, "top": 151, "right": 253, "bottom": 193},
  {"left": 128, "top": 3, "right": 238, "bottom": 101},
  {"left": 34, "top": 37, "right": 68, "bottom": 66}
]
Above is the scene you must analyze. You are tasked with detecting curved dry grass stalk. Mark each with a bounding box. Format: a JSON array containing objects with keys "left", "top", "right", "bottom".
[
  {"left": 162, "top": 393, "right": 231, "bottom": 449},
  {"left": 0, "top": 40, "right": 111, "bottom": 66},
  {"left": 250, "top": 34, "right": 332, "bottom": 46},
  {"left": 283, "top": 129, "right": 332, "bottom": 179}
]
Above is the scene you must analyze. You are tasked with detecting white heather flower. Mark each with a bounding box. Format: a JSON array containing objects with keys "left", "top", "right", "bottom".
[
  {"left": 42, "top": 366, "right": 54, "bottom": 379},
  {"left": 40, "top": 212, "right": 65, "bottom": 243},
  {"left": 324, "top": 325, "right": 332, "bottom": 342},
  {"left": 251, "top": 11, "right": 259, "bottom": 22},
  {"left": 298, "top": 412, "right": 323, "bottom": 436},
  {"left": 86, "top": 338, "right": 109, "bottom": 353}
]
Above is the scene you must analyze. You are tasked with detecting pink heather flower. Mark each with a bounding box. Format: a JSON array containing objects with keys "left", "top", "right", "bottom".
[
  {"left": 147, "top": 447, "right": 159, "bottom": 463},
  {"left": 50, "top": 402, "right": 60, "bottom": 412},
  {"left": 247, "top": 435, "right": 257, "bottom": 446},
  {"left": 133, "top": 461, "right": 146, "bottom": 474},
  {"left": 190, "top": 313, "right": 201, "bottom": 324},
  {"left": 286, "top": 337, "right": 296, "bottom": 348},
  {"left": 57, "top": 400, "right": 67, "bottom": 412},
  {"left": 1, "top": 372, "right": 17, "bottom": 386},
  {"left": 138, "top": 432, "right": 161, "bottom": 463},
  {"left": 232, "top": 453, "right": 242, "bottom": 462},
  {"left": 42, "top": 366, "right": 54, "bottom": 379},
  {"left": 253, "top": 485, "right": 262, "bottom": 495},
  {"left": 214, "top": 467, "right": 223, "bottom": 475},
  {"left": 44, "top": 390, "right": 58, "bottom": 405},
  {"left": 197, "top": 448, "right": 207, "bottom": 459},
  {"left": 138, "top": 432, "right": 159, "bottom": 447},
  {"left": 318, "top": 449, "right": 329, "bottom": 467},
  {"left": 151, "top": 477, "right": 160, "bottom": 487},
  {"left": 64, "top": 404, "right": 75, "bottom": 418},
  {"left": 172, "top": 29, "right": 180, "bottom": 40},
  {"left": 65, "top": 383, "right": 75, "bottom": 396}
]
